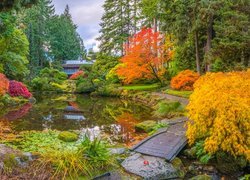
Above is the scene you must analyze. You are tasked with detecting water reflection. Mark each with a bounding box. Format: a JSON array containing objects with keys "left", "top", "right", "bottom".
[{"left": 0, "top": 94, "right": 155, "bottom": 145}]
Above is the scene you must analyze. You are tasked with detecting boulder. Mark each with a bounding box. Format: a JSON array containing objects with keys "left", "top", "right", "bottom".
[
  {"left": 108, "top": 148, "right": 126, "bottom": 155},
  {"left": 183, "top": 147, "right": 197, "bottom": 159},
  {"left": 172, "top": 157, "right": 186, "bottom": 178},
  {"left": 0, "top": 144, "right": 33, "bottom": 172},
  {"left": 135, "top": 120, "right": 157, "bottom": 133},
  {"left": 121, "top": 153, "right": 180, "bottom": 179},
  {"left": 215, "top": 152, "right": 247, "bottom": 174}
]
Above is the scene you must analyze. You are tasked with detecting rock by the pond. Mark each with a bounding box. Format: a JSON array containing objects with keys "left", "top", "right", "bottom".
[
  {"left": 172, "top": 157, "right": 186, "bottom": 178},
  {"left": 108, "top": 148, "right": 126, "bottom": 155},
  {"left": 135, "top": 120, "right": 157, "bottom": 133},
  {"left": 189, "top": 174, "right": 212, "bottom": 180},
  {"left": 121, "top": 153, "right": 180, "bottom": 179},
  {"left": 0, "top": 144, "right": 33, "bottom": 171},
  {"left": 183, "top": 147, "right": 197, "bottom": 159},
  {"left": 215, "top": 152, "right": 247, "bottom": 174}
]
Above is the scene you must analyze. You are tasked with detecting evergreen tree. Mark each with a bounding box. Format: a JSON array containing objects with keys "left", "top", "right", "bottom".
[
  {"left": 98, "top": 0, "right": 137, "bottom": 55},
  {"left": 21, "top": 0, "right": 55, "bottom": 78},
  {"left": 48, "top": 5, "right": 84, "bottom": 63}
]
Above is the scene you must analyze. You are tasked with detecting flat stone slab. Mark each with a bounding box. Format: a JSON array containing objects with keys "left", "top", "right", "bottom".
[
  {"left": 132, "top": 122, "right": 187, "bottom": 161},
  {"left": 121, "top": 153, "right": 179, "bottom": 179}
]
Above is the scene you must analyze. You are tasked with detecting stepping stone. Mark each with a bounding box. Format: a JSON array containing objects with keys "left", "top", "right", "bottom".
[{"left": 121, "top": 153, "right": 180, "bottom": 179}]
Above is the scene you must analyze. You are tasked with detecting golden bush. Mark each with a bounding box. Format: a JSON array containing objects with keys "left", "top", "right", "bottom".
[{"left": 186, "top": 70, "right": 250, "bottom": 160}]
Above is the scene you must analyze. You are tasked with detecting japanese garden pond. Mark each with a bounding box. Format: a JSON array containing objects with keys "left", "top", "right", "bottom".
[{"left": 0, "top": 93, "right": 156, "bottom": 147}]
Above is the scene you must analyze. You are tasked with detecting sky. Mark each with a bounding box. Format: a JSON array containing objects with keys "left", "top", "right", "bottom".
[{"left": 52, "top": 0, "right": 105, "bottom": 51}]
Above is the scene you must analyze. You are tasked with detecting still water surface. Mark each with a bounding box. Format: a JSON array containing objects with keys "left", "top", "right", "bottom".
[{"left": 1, "top": 93, "right": 155, "bottom": 146}]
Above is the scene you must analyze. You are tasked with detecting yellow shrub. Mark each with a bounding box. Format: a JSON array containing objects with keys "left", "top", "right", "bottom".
[{"left": 186, "top": 70, "right": 250, "bottom": 160}]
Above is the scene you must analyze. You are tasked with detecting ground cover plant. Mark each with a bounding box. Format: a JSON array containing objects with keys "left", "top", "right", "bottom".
[
  {"left": 186, "top": 70, "right": 250, "bottom": 160},
  {"left": 4, "top": 130, "right": 116, "bottom": 178},
  {"left": 154, "top": 100, "right": 185, "bottom": 118}
]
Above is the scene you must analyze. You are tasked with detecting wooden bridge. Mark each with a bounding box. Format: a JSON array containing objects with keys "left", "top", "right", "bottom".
[{"left": 132, "top": 117, "right": 188, "bottom": 161}]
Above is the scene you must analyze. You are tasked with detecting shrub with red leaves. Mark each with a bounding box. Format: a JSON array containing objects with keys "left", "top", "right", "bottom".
[
  {"left": 69, "top": 71, "right": 85, "bottom": 80},
  {"left": 0, "top": 73, "right": 9, "bottom": 96},
  {"left": 9, "top": 80, "right": 32, "bottom": 99}
]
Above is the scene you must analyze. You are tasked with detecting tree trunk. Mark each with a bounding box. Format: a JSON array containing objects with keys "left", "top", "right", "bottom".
[
  {"left": 205, "top": 15, "right": 213, "bottom": 72},
  {"left": 194, "top": 30, "right": 201, "bottom": 74}
]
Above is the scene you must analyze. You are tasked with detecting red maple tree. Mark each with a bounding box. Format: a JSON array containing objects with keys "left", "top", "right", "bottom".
[{"left": 116, "top": 28, "right": 168, "bottom": 85}]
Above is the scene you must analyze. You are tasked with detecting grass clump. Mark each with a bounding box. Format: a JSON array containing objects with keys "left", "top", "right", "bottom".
[
  {"left": 154, "top": 100, "right": 185, "bottom": 118},
  {"left": 58, "top": 131, "right": 78, "bottom": 142},
  {"left": 165, "top": 89, "right": 192, "bottom": 98},
  {"left": 6, "top": 131, "right": 116, "bottom": 179}
]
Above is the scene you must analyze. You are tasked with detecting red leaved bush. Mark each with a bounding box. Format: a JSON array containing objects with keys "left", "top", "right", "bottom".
[
  {"left": 0, "top": 73, "right": 9, "bottom": 96},
  {"left": 9, "top": 80, "right": 32, "bottom": 99},
  {"left": 69, "top": 71, "right": 85, "bottom": 80},
  {"left": 170, "top": 70, "right": 200, "bottom": 90}
]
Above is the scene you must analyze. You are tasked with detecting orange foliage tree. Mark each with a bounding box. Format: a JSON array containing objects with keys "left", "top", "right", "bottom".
[
  {"left": 186, "top": 70, "right": 250, "bottom": 160},
  {"left": 170, "top": 70, "right": 200, "bottom": 91},
  {"left": 0, "top": 73, "right": 9, "bottom": 96},
  {"left": 116, "top": 28, "right": 173, "bottom": 85}
]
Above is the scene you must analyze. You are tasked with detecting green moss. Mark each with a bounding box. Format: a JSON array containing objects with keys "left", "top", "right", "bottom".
[
  {"left": 190, "top": 175, "right": 212, "bottom": 180},
  {"left": 165, "top": 89, "right": 192, "bottom": 98},
  {"left": 172, "top": 157, "right": 186, "bottom": 178},
  {"left": 58, "top": 131, "right": 78, "bottom": 142},
  {"left": 135, "top": 120, "right": 157, "bottom": 133},
  {"left": 154, "top": 100, "right": 184, "bottom": 118},
  {"left": 3, "top": 153, "right": 18, "bottom": 174}
]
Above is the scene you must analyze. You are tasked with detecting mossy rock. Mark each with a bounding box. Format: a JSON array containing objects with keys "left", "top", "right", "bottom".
[
  {"left": 189, "top": 175, "right": 212, "bottom": 180},
  {"left": 135, "top": 120, "right": 157, "bottom": 133},
  {"left": 215, "top": 152, "right": 247, "bottom": 174},
  {"left": 183, "top": 147, "right": 197, "bottom": 159},
  {"left": 58, "top": 131, "right": 78, "bottom": 142},
  {"left": 172, "top": 157, "right": 186, "bottom": 178}
]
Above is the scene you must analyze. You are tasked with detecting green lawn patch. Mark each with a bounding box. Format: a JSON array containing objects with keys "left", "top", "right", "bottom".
[
  {"left": 121, "top": 84, "right": 160, "bottom": 91},
  {"left": 165, "top": 89, "right": 193, "bottom": 98}
]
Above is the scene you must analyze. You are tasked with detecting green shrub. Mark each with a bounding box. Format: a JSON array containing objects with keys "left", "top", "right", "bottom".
[
  {"left": 154, "top": 101, "right": 184, "bottom": 118},
  {"left": 165, "top": 89, "right": 193, "bottom": 98},
  {"left": 76, "top": 78, "right": 95, "bottom": 93},
  {"left": 58, "top": 131, "right": 78, "bottom": 142},
  {"left": 30, "top": 68, "right": 67, "bottom": 91}
]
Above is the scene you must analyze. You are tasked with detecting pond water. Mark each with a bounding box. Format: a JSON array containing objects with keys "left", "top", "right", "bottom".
[{"left": 0, "top": 93, "right": 156, "bottom": 146}]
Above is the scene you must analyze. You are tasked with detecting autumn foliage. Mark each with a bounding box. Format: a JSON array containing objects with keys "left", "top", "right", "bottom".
[
  {"left": 9, "top": 80, "right": 32, "bottom": 99},
  {"left": 170, "top": 70, "right": 200, "bottom": 90},
  {"left": 116, "top": 28, "right": 173, "bottom": 84},
  {"left": 186, "top": 70, "right": 250, "bottom": 160},
  {"left": 0, "top": 73, "right": 9, "bottom": 96},
  {"left": 69, "top": 71, "right": 85, "bottom": 80}
]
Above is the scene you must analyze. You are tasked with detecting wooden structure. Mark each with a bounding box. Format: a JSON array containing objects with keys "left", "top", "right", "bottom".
[
  {"left": 132, "top": 120, "right": 187, "bottom": 161},
  {"left": 62, "top": 60, "right": 94, "bottom": 76}
]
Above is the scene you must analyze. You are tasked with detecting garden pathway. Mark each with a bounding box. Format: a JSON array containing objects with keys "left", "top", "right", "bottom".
[
  {"left": 130, "top": 93, "right": 190, "bottom": 161},
  {"left": 152, "top": 92, "right": 189, "bottom": 106},
  {"left": 131, "top": 117, "right": 187, "bottom": 161}
]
